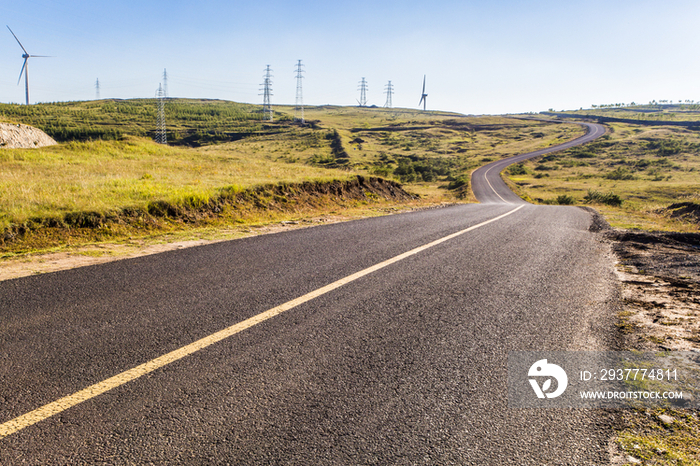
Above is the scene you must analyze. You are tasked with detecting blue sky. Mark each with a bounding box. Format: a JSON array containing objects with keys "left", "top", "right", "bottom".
[{"left": 2, "top": 0, "right": 699, "bottom": 114}]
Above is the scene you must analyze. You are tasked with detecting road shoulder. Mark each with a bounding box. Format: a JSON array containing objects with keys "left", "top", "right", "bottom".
[{"left": 602, "top": 226, "right": 700, "bottom": 464}]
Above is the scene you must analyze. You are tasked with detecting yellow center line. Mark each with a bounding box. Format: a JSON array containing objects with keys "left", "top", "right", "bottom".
[{"left": 0, "top": 205, "right": 525, "bottom": 439}]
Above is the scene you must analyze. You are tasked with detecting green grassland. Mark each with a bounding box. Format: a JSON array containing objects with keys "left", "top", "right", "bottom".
[
  {"left": 0, "top": 99, "right": 583, "bottom": 253},
  {"left": 506, "top": 121, "right": 700, "bottom": 231}
]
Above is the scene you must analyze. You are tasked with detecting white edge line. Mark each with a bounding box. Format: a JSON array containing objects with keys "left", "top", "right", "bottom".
[
  {"left": 0, "top": 204, "right": 525, "bottom": 439},
  {"left": 478, "top": 122, "right": 605, "bottom": 204},
  {"left": 482, "top": 164, "right": 510, "bottom": 203}
]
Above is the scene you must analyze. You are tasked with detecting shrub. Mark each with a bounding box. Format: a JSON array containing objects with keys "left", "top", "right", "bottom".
[
  {"left": 326, "top": 130, "right": 349, "bottom": 160},
  {"left": 647, "top": 139, "right": 682, "bottom": 157},
  {"left": 605, "top": 167, "right": 635, "bottom": 180},
  {"left": 447, "top": 175, "right": 469, "bottom": 190},
  {"left": 555, "top": 194, "right": 576, "bottom": 205},
  {"left": 394, "top": 160, "right": 417, "bottom": 183},
  {"left": 508, "top": 163, "right": 527, "bottom": 175},
  {"left": 583, "top": 189, "right": 623, "bottom": 207},
  {"left": 570, "top": 149, "right": 597, "bottom": 159},
  {"left": 372, "top": 166, "right": 392, "bottom": 177},
  {"left": 446, "top": 175, "right": 469, "bottom": 198}
]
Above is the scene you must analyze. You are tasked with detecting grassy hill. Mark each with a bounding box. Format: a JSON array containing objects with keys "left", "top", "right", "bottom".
[
  {"left": 0, "top": 99, "right": 267, "bottom": 145},
  {"left": 0, "top": 99, "right": 585, "bottom": 253}
]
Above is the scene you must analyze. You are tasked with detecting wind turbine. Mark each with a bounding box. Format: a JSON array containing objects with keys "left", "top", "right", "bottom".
[
  {"left": 7, "top": 26, "right": 50, "bottom": 105},
  {"left": 419, "top": 75, "right": 428, "bottom": 111}
]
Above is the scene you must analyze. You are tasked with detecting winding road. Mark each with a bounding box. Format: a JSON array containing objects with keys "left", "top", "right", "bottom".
[
  {"left": 0, "top": 121, "right": 618, "bottom": 464},
  {"left": 472, "top": 121, "right": 607, "bottom": 203}
]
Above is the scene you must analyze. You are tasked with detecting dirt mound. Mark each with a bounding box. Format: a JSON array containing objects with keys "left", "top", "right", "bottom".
[
  {"left": 659, "top": 202, "right": 700, "bottom": 225},
  {"left": 0, "top": 123, "right": 57, "bottom": 148}
]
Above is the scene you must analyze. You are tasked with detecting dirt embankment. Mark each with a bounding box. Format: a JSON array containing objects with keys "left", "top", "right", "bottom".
[
  {"left": 0, "top": 123, "right": 57, "bottom": 148},
  {"left": 659, "top": 202, "right": 700, "bottom": 226},
  {"left": 1, "top": 175, "right": 416, "bottom": 249}
]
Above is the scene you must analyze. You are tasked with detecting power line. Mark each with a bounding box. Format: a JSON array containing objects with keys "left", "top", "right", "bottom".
[
  {"left": 357, "top": 77, "right": 368, "bottom": 107},
  {"left": 260, "top": 65, "right": 273, "bottom": 121},
  {"left": 384, "top": 80, "right": 394, "bottom": 108},
  {"left": 294, "top": 60, "right": 305, "bottom": 123}
]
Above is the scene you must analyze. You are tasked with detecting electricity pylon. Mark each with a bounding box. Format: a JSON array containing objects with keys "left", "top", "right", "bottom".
[
  {"left": 260, "top": 65, "right": 273, "bottom": 121},
  {"left": 294, "top": 60, "right": 305, "bottom": 123},
  {"left": 384, "top": 80, "right": 394, "bottom": 108},
  {"left": 155, "top": 83, "right": 167, "bottom": 144},
  {"left": 357, "top": 77, "right": 368, "bottom": 107}
]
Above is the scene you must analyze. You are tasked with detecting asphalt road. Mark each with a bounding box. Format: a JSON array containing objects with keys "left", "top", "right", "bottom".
[
  {"left": 0, "top": 122, "right": 618, "bottom": 464},
  {"left": 472, "top": 121, "right": 607, "bottom": 203}
]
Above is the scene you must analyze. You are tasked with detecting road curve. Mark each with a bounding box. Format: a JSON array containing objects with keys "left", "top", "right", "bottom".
[{"left": 471, "top": 122, "right": 607, "bottom": 204}]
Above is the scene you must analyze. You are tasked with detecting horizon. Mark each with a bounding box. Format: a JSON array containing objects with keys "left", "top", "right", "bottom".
[{"left": 1, "top": 97, "right": 697, "bottom": 118}]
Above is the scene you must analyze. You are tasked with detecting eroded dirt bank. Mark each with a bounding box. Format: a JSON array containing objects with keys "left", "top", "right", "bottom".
[
  {"left": 1, "top": 175, "right": 416, "bottom": 249},
  {"left": 0, "top": 176, "right": 426, "bottom": 280}
]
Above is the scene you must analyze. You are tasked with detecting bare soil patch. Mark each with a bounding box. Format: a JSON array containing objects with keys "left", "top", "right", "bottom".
[
  {"left": 605, "top": 229, "right": 700, "bottom": 351},
  {"left": 603, "top": 227, "right": 700, "bottom": 465}
]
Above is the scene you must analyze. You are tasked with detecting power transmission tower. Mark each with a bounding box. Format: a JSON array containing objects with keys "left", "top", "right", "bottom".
[
  {"left": 95, "top": 78, "right": 100, "bottom": 100},
  {"left": 294, "top": 60, "right": 305, "bottom": 123},
  {"left": 260, "top": 65, "right": 273, "bottom": 121},
  {"left": 357, "top": 77, "right": 368, "bottom": 107},
  {"left": 162, "top": 68, "right": 169, "bottom": 99},
  {"left": 155, "top": 83, "right": 167, "bottom": 144},
  {"left": 384, "top": 80, "right": 394, "bottom": 108}
]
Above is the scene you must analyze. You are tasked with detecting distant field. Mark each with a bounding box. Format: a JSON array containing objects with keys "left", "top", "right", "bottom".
[
  {"left": 550, "top": 103, "right": 700, "bottom": 123},
  {"left": 508, "top": 118, "right": 700, "bottom": 231},
  {"left": 0, "top": 99, "right": 584, "bottom": 253}
]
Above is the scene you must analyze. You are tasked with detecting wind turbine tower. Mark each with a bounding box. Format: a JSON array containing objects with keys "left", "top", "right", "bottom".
[
  {"left": 294, "top": 60, "right": 305, "bottom": 123},
  {"left": 384, "top": 81, "right": 394, "bottom": 108},
  {"left": 260, "top": 65, "right": 273, "bottom": 121},
  {"left": 419, "top": 75, "right": 428, "bottom": 111},
  {"left": 357, "top": 77, "right": 368, "bottom": 107},
  {"left": 7, "top": 26, "right": 50, "bottom": 105}
]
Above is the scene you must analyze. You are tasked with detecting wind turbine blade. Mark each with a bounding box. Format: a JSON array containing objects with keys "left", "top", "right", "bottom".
[
  {"left": 17, "top": 58, "right": 27, "bottom": 85},
  {"left": 29, "top": 55, "right": 52, "bottom": 58},
  {"left": 422, "top": 75, "right": 426, "bottom": 94},
  {"left": 7, "top": 26, "right": 28, "bottom": 55}
]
